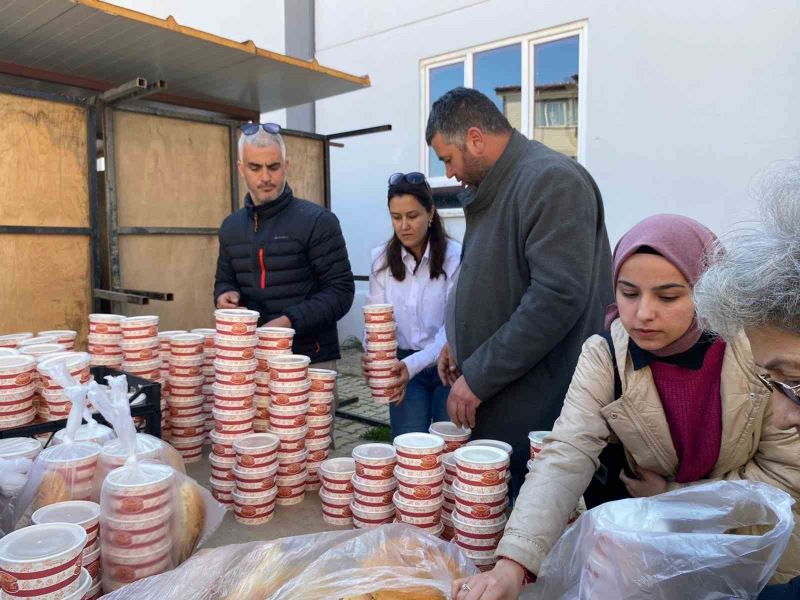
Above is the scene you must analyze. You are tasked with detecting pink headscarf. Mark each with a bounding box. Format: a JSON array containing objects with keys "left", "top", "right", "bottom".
[{"left": 605, "top": 214, "right": 718, "bottom": 357}]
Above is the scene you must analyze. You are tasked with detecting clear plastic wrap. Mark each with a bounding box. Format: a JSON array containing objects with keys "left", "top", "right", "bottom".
[
  {"left": 523, "top": 480, "right": 795, "bottom": 600},
  {"left": 100, "top": 523, "right": 477, "bottom": 599},
  {"left": 52, "top": 397, "right": 116, "bottom": 446},
  {"left": 2, "top": 360, "right": 102, "bottom": 532},
  {"left": 91, "top": 373, "right": 224, "bottom": 588},
  {"left": 88, "top": 376, "right": 185, "bottom": 481},
  {"left": 0, "top": 457, "right": 32, "bottom": 497},
  {"left": 0, "top": 457, "right": 31, "bottom": 537}
]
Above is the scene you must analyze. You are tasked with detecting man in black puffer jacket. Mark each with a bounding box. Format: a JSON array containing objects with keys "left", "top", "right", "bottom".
[{"left": 214, "top": 124, "right": 354, "bottom": 365}]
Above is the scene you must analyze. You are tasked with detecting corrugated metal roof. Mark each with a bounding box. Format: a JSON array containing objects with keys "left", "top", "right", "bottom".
[{"left": 0, "top": 0, "right": 369, "bottom": 113}]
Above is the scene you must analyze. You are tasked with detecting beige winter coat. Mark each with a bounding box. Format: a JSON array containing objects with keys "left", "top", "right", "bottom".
[{"left": 496, "top": 319, "right": 800, "bottom": 583}]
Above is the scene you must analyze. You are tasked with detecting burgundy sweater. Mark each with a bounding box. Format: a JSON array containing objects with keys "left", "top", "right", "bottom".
[{"left": 649, "top": 339, "right": 727, "bottom": 483}]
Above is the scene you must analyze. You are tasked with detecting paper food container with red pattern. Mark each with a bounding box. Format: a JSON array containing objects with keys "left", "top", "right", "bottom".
[{"left": 0, "top": 522, "right": 87, "bottom": 600}]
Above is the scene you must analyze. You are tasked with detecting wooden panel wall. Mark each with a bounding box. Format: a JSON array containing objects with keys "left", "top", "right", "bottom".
[
  {"left": 119, "top": 235, "right": 218, "bottom": 330},
  {"left": 284, "top": 135, "right": 325, "bottom": 207},
  {"left": 0, "top": 93, "right": 89, "bottom": 226},
  {"left": 0, "top": 236, "right": 91, "bottom": 342},
  {"left": 235, "top": 133, "right": 325, "bottom": 208},
  {"left": 0, "top": 93, "right": 90, "bottom": 341},
  {"left": 113, "top": 111, "right": 231, "bottom": 228},
  {"left": 112, "top": 110, "right": 231, "bottom": 330}
]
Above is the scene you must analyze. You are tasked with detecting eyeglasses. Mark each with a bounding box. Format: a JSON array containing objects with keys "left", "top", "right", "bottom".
[
  {"left": 757, "top": 374, "right": 800, "bottom": 407},
  {"left": 239, "top": 122, "right": 281, "bottom": 136},
  {"left": 388, "top": 172, "right": 432, "bottom": 193}
]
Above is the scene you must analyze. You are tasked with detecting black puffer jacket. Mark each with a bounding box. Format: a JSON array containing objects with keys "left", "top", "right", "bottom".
[{"left": 214, "top": 185, "right": 354, "bottom": 363}]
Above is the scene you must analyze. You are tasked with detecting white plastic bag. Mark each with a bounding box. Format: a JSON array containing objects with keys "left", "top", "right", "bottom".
[
  {"left": 52, "top": 398, "right": 115, "bottom": 446},
  {"left": 92, "top": 373, "right": 224, "bottom": 587},
  {"left": 100, "top": 523, "right": 477, "bottom": 599},
  {"left": 0, "top": 458, "right": 32, "bottom": 497},
  {"left": 524, "top": 480, "right": 795, "bottom": 600},
  {"left": 88, "top": 376, "right": 184, "bottom": 481},
  {"left": 2, "top": 360, "right": 102, "bottom": 531}
]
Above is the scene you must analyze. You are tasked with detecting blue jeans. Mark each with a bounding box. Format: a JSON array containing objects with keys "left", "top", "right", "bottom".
[
  {"left": 757, "top": 577, "right": 800, "bottom": 599},
  {"left": 390, "top": 352, "right": 450, "bottom": 439}
]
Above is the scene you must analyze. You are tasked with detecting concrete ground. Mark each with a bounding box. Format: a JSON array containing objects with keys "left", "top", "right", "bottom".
[{"left": 188, "top": 347, "right": 390, "bottom": 548}]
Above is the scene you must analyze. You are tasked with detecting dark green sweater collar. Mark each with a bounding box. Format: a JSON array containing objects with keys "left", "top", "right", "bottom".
[{"left": 460, "top": 130, "right": 528, "bottom": 213}]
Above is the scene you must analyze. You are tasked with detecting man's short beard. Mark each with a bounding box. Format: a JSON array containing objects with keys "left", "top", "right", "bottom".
[
  {"left": 254, "top": 178, "right": 287, "bottom": 205},
  {"left": 462, "top": 150, "right": 491, "bottom": 188}
]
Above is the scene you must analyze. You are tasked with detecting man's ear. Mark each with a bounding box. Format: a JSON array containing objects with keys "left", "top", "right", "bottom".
[
  {"left": 284, "top": 158, "right": 290, "bottom": 176},
  {"left": 237, "top": 160, "right": 245, "bottom": 179},
  {"left": 465, "top": 127, "right": 485, "bottom": 155}
]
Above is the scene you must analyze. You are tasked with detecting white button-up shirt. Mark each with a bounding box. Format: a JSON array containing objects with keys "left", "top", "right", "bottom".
[{"left": 366, "top": 239, "right": 461, "bottom": 379}]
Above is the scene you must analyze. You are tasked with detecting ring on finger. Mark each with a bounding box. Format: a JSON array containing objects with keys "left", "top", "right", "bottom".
[{"left": 461, "top": 583, "right": 472, "bottom": 592}]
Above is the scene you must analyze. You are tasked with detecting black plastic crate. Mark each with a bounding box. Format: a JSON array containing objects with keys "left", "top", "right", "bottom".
[{"left": 0, "top": 366, "right": 162, "bottom": 443}]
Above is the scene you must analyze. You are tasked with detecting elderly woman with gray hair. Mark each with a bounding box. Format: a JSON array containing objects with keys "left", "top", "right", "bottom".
[{"left": 695, "top": 162, "right": 800, "bottom": 598}]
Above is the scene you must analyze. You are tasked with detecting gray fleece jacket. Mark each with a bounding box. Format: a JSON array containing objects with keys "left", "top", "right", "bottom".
[{"left": 445, "top": 130, "right": 613, "bottom": 478}]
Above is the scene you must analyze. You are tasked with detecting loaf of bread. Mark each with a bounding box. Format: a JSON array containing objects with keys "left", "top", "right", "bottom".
[
  {"left": 173, "top": 479, "right": 205, "bottom": 565},
  {"left": 13, "top": 470, "right": 70, "bottom": 529},
  {"left": 33, "top": 471, "right": 70, "bottom": 510},
  {"left": 340, "top": 588, "right": 445, "bottom": 600}
]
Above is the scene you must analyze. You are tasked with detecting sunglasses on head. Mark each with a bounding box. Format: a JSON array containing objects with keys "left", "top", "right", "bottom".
[
  {"left": 388, "top": 172, "right": 432, "bottom": 193},
  {"left": 239, "top": 122, "right": 281, "bottom": 136},
  {"left": 758, "top": 374, "right": 800, "bottom": 407}
]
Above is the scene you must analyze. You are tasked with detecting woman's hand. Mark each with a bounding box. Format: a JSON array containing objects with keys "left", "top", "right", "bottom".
[
  {"left": 452, "top": 559, "right": 527, "bottom": 600},
  {"left": 389, "top": 360, "right": 410, "bottom": 405},
  {"left": 620, "top": 468, "right": 668, "bottom": 497}
]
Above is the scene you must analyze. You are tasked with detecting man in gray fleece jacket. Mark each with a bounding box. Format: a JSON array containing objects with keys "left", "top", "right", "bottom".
[{"left": 428, "top": 88, "right": 613, "bottom": 487}]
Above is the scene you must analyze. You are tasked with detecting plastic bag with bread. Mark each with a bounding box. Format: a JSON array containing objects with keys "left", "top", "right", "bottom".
[
  {"left": 1, "top": 361, "right": 103, "bottom": 532},
  {"left": 91, "top": 374, "right": 224, "bottom": 569},
  {"left": 98, "top": 524, "right": 478, "bottom": 600}
]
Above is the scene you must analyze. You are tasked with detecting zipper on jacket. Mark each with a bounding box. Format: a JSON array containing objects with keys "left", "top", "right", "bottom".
[
  {"left": 254, "top": 212, "right": 259, "bottom": 232},
  {"left": 258, "top": 248, "right": 266, "bottom": 289}
]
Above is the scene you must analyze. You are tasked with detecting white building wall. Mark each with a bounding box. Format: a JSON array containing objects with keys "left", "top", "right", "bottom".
[
  {"left": 106, "top": 0, "right": 288, "bottom": 125},
  {"left": 314, "top": 0, "right": 800, "bottom": 342}
]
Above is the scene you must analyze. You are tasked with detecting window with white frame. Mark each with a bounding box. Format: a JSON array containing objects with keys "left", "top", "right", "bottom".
[{"left": 421, "top": 22, "right": 586, "bottom": 195}]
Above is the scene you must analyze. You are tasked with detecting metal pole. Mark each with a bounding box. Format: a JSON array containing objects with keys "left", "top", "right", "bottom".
[
  {"left": 323, "top": 138, "right": 331, "bottom": 210},
  {"left": 326, "top": 124, "right": 392, "bottom": 140},
  {"left": 229, "top": 125, "right": 240, "bottom": 212},
  {"left": 101, "top": 104, "right": 121, "bottom": 314},
  {"left": 99, "top": 78, "right": 148, "bottom": 104},
  {"left": 87, "top": 103, "right": 102, "bottom": 313}
]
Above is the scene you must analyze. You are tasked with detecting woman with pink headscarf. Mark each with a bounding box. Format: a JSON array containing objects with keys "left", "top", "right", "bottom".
[{"left": 453, "top": 215, "right": 800, "bottom": 600}]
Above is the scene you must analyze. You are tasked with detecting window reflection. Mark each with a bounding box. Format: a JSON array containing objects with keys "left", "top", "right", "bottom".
[
  {"left": 534, "top": 36, "right": 579, "bottom": 159},
  {"left": 428, "top": 62, "right": 464, "bottom": 178},
  {"left": 473, "top": 44, "right": 522, "bottom": 130}
]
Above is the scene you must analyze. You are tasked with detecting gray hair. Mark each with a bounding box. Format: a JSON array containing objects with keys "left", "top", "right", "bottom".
[
  {"left": 238, "top": 128, "right": 286, "bottom": 162},
  {"left": 694, "top": 161, "right": 800, "bottom": 338},
  {"left": 425, "top": 87, "right": 512, "bottom": 147}
]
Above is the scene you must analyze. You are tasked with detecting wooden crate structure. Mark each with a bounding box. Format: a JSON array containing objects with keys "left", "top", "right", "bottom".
[{"left": 0, "top": 90, "right": 97, "bottom": 344}]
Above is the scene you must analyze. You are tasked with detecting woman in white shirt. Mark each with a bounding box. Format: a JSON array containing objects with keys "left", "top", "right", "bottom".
[{"left": 365, "top": 172, "right": 461, "bottom": 438}]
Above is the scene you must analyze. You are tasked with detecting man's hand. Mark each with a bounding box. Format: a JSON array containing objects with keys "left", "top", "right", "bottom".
[
  {"left": 264, "top": 315, "right": 292, "bottom": 329},
  {"left": 447, "top": 375, "right": 481, "bottom": 429},
  {"left": 452, "top": 559, "right": 526, "bottom": 600},
  {"left": 438, "top": 343, "right": 461, "bottom": 386},
  {"left": 388, "top": 360, "right": 410, "bottom": 405},
  {"left": 215, "top": 291, "right": 240, "bottom": 309},
  {"left": 620, "top": 468, "right": 667, "bottom": 497}
]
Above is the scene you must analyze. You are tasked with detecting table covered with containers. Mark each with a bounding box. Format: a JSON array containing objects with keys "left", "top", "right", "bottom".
[
  {"left": 0, "top": 304, "right": 554, "bottom": 599},
  {"left": 0, "top": 303, "right": 794, "bottom": 599}
]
